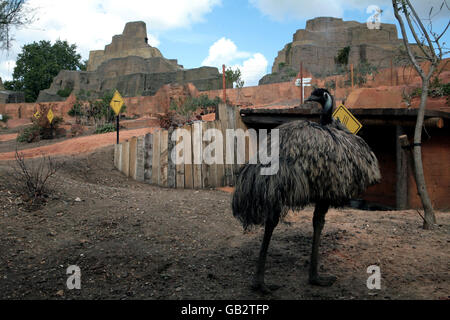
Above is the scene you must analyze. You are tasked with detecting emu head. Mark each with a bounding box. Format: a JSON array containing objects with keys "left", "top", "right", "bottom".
[{"left": 305, "top": 88, "right": 334, "bottom": 125}]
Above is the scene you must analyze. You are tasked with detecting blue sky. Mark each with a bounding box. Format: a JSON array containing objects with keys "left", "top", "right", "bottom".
[{"left": 0, "top": 0, "right": 448, "bottom": 86}]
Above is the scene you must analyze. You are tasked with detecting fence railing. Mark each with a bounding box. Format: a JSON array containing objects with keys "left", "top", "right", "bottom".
[{"left": 114, "top": 103, "right": 250, "bottom": 189}]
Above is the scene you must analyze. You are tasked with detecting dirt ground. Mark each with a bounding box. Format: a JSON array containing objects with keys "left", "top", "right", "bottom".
[
  {"left": 0, "top": 146, "right": 449, "bottom": 300},
  {"left": 0, "top": 126, "right": 156, "bottom": 160}
]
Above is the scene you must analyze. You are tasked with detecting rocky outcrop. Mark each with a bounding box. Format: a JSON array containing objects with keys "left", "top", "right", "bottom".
[
  {"left": 262, "top": 17, "right": 423, "bottom": 83},
  {"left": 37, "top": 21, "right": 225, "bottom": 102},
  {"left": 37, "top": 57, "right": 222, "bottom": 102},
  {"left": 87, "top": 21, "right": 167, "bottom": 71}
]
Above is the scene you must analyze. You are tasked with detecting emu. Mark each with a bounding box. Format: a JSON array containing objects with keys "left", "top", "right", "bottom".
[{"left": 232, "top": 88, "right": 381, "bottom": 293}]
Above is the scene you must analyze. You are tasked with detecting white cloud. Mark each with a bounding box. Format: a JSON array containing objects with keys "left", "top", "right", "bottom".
[
  {"left": 202, "top": 38, "right": 268, "bottom": 86},
  {"left": 0, "top": 0, "right": 221, "bottom": 80},
  {"left": 0, "top": 59, "right": 16, "bottom": 83},
  {"left": 202, "top": 37, "right": 251, "bottom": 67},
  {"left": 232, "top": 53, "right": 268, "bottom": 87},
  {"left": 249, "top": 0, "right": 449, "bottom": 22}
]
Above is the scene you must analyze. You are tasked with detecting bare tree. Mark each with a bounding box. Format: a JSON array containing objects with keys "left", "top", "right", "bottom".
[
  {"left": 0, "top": 0, "right": 34, "bottom": 50},
  {"left": 392, "top": 0, "right": 449, "bottom": 229}
]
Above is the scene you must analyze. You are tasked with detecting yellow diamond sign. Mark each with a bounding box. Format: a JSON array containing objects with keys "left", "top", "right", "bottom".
[
  {"left": 34, "top": 111, "right": 41, "bottom": 119},
  {"left": 333, "top": 104, "right": 362, "bottom": 135},
  {"left": 47, "top": 109, "right": 54, "bottom": 124},
  {"left": 110, "top": 90, "right": 124, "bottom": 116}
]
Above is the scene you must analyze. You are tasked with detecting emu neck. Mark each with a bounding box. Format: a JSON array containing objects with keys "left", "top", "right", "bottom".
[{"left": 320, "top": 108, "right": 333, "bottom": 126}]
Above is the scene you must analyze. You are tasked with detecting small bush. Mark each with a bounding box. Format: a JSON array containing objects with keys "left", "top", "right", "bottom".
[
  {"left": 95, "top": 123, "right": 116, "bottom": 134},
  {"left": 17, "top": 125, "right": 40, "bottom": 143},
  {"left": 9, "top": 150, "right": 63, "bottom": 210},
  {"left": 1, "top": 114, "right": 11, "bottom": 123},
  {"left": 57, "top": 87, "right": 73, "bottom": 98}
]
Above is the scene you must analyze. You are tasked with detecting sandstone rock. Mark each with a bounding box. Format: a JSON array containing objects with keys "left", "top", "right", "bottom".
[
  {"left": 263, "top": 17, "right": 424, "bottom": 83},
  {"left": 37, "top": 21, "right": 224, "bottom": 102},
  {"left": 87, "top": 21, "right": 166, "bottom": 72}
]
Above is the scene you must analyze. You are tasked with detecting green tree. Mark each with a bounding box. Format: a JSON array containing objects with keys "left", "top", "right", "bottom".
[
  {"left": 4, "top": 40, "right": 84, "bottom": 102},
  {"left": 225, "top": 67, "right": 244, "bottom": 88}
]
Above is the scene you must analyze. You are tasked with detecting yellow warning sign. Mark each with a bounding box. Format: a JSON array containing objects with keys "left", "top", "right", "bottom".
[
  {"left": 333, "top": 104, "right": 363, "bottom": 135},
  {"left": 47, "top": 109, "right": 54, "bottom": 124},
  {"left": 34, "top": 111, "right": 41, "bottom": 119},
  {"left": 110, "top": 90, "right": 124, "bottom": 116}
]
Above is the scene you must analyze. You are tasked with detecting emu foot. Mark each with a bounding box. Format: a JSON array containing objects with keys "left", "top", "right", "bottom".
[
  {"left": 309, "top": 274, "right": 337, "bottom": 287},
  {"left": 251, "top": 281, "right": 281, "bottom": 294}
]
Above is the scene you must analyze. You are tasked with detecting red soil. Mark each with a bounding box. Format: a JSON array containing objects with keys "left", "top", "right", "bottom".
[
  {"left": 0, "top": 127, "right": 158, "bottom": 161},
  {"left": 0, "top": 133, "right": 18, "bottom": 142}
]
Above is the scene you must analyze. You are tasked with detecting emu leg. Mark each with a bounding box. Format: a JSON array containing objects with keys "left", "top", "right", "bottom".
[
  {"left": 308, "top": 202, "right": 337, "bottom": 286},
  {"left": 251, "top": 216, "right": 279, "bottom": 294}
]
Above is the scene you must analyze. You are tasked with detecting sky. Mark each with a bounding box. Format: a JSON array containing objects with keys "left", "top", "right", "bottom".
[{"left": 0, "top": 0, "right": 448, "bottom": 87}]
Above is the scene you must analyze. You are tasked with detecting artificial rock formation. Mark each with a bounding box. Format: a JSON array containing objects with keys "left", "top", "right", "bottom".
[
  {"left": 260, "top": 17, "right": 422, "bottom": 84},
  {"left": 37, "top": 21, "right": 224, "bottom": 102},
  {"left": 87, "top": 21, "right": 165, "bottom": 72}
]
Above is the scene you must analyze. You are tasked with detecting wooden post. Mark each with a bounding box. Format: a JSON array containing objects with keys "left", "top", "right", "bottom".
[
  {"left": 175, "top": 129, "right": 185, "bottom": 189},
  {"left": 184, "top": 125, "right": 194, "bottom": 189},
  {"left": 144, "top": 133, "right": 153, "bottom": 184},
  {"left": 223, "top": 64, "right": 227, "bottom": 103},
  {"left": 396, "top": 128, "right": 409, "bottom": 210},
  {"left": 152, "top": 131, "right": 161, "bottom": 185},
  {"left": 167, "top": 128, "right": 177, "bottom": 188},
  {"left": 214, "top": 120, "right": 225, "bottom": 187},
  {"left": 192, "top": 122, "right": 203, "bottom": 189}
]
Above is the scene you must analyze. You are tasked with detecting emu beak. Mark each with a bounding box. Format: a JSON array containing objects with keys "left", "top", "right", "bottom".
[{"left": 305, "top": 95, "right": 320, "bottom": 103}]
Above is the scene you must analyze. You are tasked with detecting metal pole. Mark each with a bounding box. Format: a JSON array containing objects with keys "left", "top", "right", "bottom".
[
  {"left": 351, "top": 64, "right": 354, "bottom": 89},
  {"left": 300, "top": 62, "right": 303, "bottom": 104},
  {"left": 116, "top": 115, "right": 119, "bottom": 145}
]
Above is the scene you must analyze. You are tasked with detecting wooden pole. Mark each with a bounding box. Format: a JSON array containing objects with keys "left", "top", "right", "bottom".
[
  {"left": 222, "top": 64, "right": 227, "bottom": 103},
  {"left": 396, "top": 126, "right": 408, "bottom": 209}
]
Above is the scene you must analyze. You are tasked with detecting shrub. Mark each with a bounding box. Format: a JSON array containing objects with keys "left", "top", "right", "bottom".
[
  {"left": 94, "top": 123, "right": 116, "bottom": 134},
  {"left": 1, "top": 114, "right": 11, "bottom": 123},
  {"left": 17, "top": 125, "right": 40, "bottom": 143},
  {"left": 9, "top": 150, "right": 63, "bottom": 210},
  {"left": 57, "top": 87, "right": 73, "bottom": 98}
]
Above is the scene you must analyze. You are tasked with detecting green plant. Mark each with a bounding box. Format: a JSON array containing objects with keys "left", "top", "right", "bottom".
[
  {"left": 335, "top": 46, "right": 351, "bottom": 66},
  {"left": 325, "top": 79, "right": 336, "bottom": 90},
  {"left": 94, "top": 123, "right": 116, "bottom": 134},
  {"left": 57, "top": 86, "right": 73, "bottom": 98},
  {"left": 68, "top": 101, "right": 85, "bottom": 118},
  {"left": 225, "top": 67, "right": 244, "bottom": 88},
  {"left": 278, "top": 62, "right": 286, "bottom": 70},
  {"left": 17, "top": 124, "right": 40, "bottom": 143},
  {"left": 1, "top": 114, "right": 11, "bottom": 123},
  {"left": 4, "top": 40, "right": 84, "bottom": 102}
]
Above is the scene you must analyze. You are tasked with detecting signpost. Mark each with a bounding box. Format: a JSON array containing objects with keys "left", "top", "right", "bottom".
[
  {"left": 295, "top": 77, "right": 312, "bottom": 104},
  {"left": 332, "top": 104, "right": 363, "bottom": 135},
  {"left": 47, "top": 109, "right": 55, "bottom": 138},
  {"left": 110, "top": 90, "right": 124, "bottom": 144},
  {"left": 34, "top": 110, "right": 41, "bottom": 120}
]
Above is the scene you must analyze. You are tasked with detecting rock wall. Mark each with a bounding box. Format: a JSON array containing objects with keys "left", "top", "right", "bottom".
[
  {"left": 263, "top": 17, "right": 424, "bottom": 83},
  {"left": 37, "top": 21, "right": 225, "bottom": 102},
  {"left": 87, "top": 21, "right": 166, "bottom": 72}
]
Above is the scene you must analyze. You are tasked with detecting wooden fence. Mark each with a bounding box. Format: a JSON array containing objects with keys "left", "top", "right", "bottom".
[{"left": 114, "top": 103, "right": 254, "bottom": 189}]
